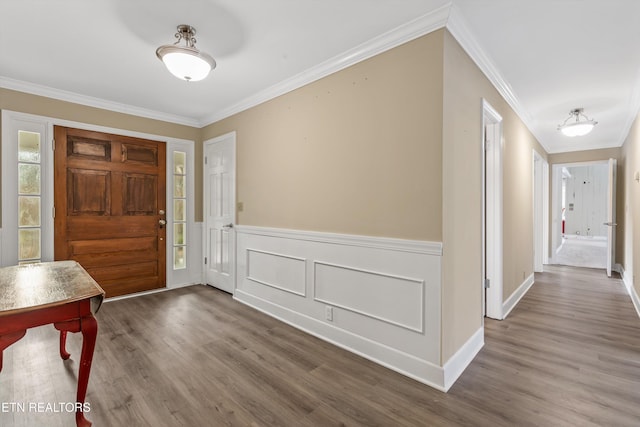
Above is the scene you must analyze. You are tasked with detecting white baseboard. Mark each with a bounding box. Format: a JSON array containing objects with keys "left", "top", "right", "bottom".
[
  {"left": 234, "top": 289, "right": 447, "bottom": 391},
  {"left": 614, "top": 263, "right": 623, "bottom": 275},
  {"left": 620, "top": 266, "right": 640, "bottom": 319},
  {"left": 442, "top": 326, "right": 484, "bottom": 391},
  {"left": 502, "top": 273, "right": 535, "bottom": 318}
]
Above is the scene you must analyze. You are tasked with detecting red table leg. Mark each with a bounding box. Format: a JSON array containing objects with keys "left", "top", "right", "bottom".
[
  {"left": 75, "top": 314, "right": 97, "bottom": 427},
  {"left": 55, "top": 314, "right": 98, "bottom": 427},
  {"left": 0, "top": 330, "right": 27, "bottom": 372},
  {"left": 60, "top": 330, "right": 71, "bottom": 360}
]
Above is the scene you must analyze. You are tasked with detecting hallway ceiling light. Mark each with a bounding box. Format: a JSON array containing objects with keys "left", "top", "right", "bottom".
[
  {"left": 156, "top": 25, "right": 216, "bottom": 82},
  {"left": 557, "top": 108, "right": 598, "bottom": 137}
]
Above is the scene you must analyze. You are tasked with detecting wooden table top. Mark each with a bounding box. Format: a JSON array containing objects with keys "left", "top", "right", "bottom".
[{"left": 0, "top": 261, "right": 105, "bottom": 316}]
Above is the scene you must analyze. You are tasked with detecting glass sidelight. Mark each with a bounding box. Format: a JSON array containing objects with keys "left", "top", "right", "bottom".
[
  {"left": 173, "top": 151, "right": 187, "bottom": 269},
  {"left": 18, "top": 131, "right": 42, "bottom": 264}
]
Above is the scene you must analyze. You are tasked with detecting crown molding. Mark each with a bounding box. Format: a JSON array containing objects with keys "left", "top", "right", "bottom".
[
  {"left": 445, "top": 4, "right": 550, "bottom": 154},
  {"left": 200, "top": 4, "right": 452, "bottom": 126},
  {"left": 618, "top": 68, "right": 640, "bottom": 147},
  {"left": 0, "top": 76, "right": 201, "bottom": 128}
]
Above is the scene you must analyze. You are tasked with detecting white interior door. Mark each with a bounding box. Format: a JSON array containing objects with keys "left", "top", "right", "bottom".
[
  {"left": 605, "top": 158, "right": 617, "bottom": 277},
  {"left": 204, "top": 132, "right": 236, "bottom": 293}
]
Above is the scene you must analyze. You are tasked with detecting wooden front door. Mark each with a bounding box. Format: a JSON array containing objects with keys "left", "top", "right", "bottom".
[{"left": 54, "top": 126, "right": 166, "bottom": 298}]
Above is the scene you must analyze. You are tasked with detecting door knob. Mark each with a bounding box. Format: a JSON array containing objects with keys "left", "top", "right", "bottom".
[
  {"left": 159, "top": 219, "right": 167, "bottom": 227},
  {"left": 222, "top": 223, "right": 234, "bottom": 229}
]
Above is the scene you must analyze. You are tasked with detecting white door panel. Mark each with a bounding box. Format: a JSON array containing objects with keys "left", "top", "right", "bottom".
[{"left": 204, "top": 133, "right": 236, "bottom": 293}]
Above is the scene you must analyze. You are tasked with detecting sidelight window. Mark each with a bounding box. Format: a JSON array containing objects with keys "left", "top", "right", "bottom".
[
  {"left": 18, "top": 131, "right": 42, "bottom": 264},
  {"left": 173, "top": 151, "right": 187, "bottom": 269}
]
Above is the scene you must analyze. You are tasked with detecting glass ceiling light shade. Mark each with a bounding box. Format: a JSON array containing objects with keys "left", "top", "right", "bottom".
[
  {"left": 557, "top": 108, "right": 598, "bottom": 137},
  {"left": 156, "top": 25, "right": 216, "bottom": 82}
]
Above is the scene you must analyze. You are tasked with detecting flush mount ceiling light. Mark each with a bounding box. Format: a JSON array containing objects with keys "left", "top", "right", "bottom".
[
  {"left": 557, "top": 108, "right": 598, "bottom": 137},
  {"left": 156, "top": 25, "right": 216, "bottom": 82}
]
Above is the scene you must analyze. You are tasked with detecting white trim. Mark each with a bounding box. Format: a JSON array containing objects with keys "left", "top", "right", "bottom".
[
  {"left": 620, "top": 266, "right": 640, "bottom": 319},
  {"left": 234, "top": 289, "right": 447, "bottom": 392},
  {"left": 503, "top": 273, "right": 535, "bottom": 318},
  {"left": 0, "top": 76, "right": 200, "bottom": 128},
  {"left": 236, "top": 225, "right": 443, "bottom": 256},
  {"left": 246, "top": 249, "right": 308, "bottom": 297},
  {"left": 166, "top": 139, "right": 196, "bottom": 288},
  {"left": 312, "top": 260, "right": 426, "bottom": 333},
  {"left": 614, "top": 263, "right": 623, "bottom": 274},
  {"left": 200, "top": 5, "right": 451, "bottom": 125},
  {"left": 1, "top": 111, "right": 53, "bottom": 266},
  {"left": 533, "top": 149, "right": 548, "bottom": 272},
  {"left": 447, "top": 5, "right": 548, "bottom": 154},
  {"left": 442, "top": 326, "right": 484, "bottom": 392},
  {"left": 235, "top": 225, "right": 444, "bottom": 389},
  {"left": 617, "top": 65, "right": 640, "bottom": 149},
  {"left": 483, "top": 100, "right": 504, "bottom": 320}
]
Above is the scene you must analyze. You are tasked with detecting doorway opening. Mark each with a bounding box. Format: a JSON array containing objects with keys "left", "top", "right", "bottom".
[
  {"left": 551, "top": 159, "right": 617, "bottom": 275},
  {"left": 533, "top": 150, "right": 549, "bottom": 273}
]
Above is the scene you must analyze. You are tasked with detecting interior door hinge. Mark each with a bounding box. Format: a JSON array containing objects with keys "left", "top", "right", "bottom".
[
  {"left": 204, "top": 257, "right": 207, "bottom": 265},
  {"left": 52, "top": 139, "right": 55, "bottom": 151},
  {"left": 205, "top": 156, "right": 208, "bottom": 165},
  {"left": 52, "top": 206, "right": 55, "bottom": 218},
  {"left": 484, "top": 278, "right": 491, "bottom": 289}
]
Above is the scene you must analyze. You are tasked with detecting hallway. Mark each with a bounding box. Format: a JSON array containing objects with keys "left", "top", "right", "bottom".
[
  {"left": 552, "top": 235, "right": 608, "bottom": 269},
  {"left": 1, "top": 266, "right": 639, "bottom": 426},
  {"left": 455, "top": 264, "right": 640, "bottom": 425}
]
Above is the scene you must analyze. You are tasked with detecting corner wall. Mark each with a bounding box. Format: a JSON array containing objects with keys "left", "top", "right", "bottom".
[
  {"left": 620, "top": 113, "right": 640, "bottom": 314},
  {"left": 442, "top": 30, "right": 547, "bottom": 361}
]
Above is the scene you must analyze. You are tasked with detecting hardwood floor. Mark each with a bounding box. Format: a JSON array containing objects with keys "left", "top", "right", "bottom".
[{"left": 1, "top": 265, "right": 639, "bottom": 426}]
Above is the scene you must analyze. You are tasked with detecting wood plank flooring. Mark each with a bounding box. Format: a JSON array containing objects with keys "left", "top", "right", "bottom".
[{"left": 1, "top": 265, "right": 639, "bottom": 426}]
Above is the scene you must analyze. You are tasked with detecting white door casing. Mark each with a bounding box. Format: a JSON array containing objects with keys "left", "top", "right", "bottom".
[
  {"left": 606, "top": 158, "right": 617, "bottom": 277},
  {"left": 483, "top": 100, "right": 503, "bottom": 320},
  {"left": 204, "top": 132, "right": 236, "bottom": 293},
  {"left": 533, "top": 150, "right": 549, "bottom": 273}
]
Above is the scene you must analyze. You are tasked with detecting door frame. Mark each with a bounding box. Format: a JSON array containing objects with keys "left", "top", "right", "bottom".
[
  {"left": 550, "top": 160, "right": 613, "bottom": 271},
  {"left": 482, "top": 100, "right": 504, "bottom": 320},
  {"left": 203, "top": 131, "right": 237, "bottom": 294},
  {"left": 1, "top": 110, "right": 197, "bottom": 289},
  {"left": 533, "top": 149, "right": 549, "bottom": 272}
]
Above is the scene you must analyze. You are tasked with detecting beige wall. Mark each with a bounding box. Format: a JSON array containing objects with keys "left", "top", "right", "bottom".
[
  {"left": 547, "top": 147, "right": 625, "bottom": 265},
  {"left": 202, "top": 30, "right": 445, "bottom": 241},
  {"left": 0, "top": 88, "right": 203, "bottom": 221},
  {"left": 442, "top": 31, "right": 547, "bottom": 362},
  {"left": 620, "top": 113, "right": 640, "bottom": 297}
]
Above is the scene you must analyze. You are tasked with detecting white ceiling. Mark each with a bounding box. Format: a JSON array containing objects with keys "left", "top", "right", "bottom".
[{"left": 1, "top": 0, "right": 639, "bottom": 154}]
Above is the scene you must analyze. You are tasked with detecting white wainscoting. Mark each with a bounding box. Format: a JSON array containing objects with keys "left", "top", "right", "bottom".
[{"left": 234, "top": 226, "right": 446, "bottom": 390}]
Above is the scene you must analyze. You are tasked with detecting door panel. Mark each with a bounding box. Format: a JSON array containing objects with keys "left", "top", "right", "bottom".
[
  {"left": 204, "top": 134, "right": 235, "bottom": 293},
  {"left": 54, "top": 126, "right": 166, "bottom": 297}
]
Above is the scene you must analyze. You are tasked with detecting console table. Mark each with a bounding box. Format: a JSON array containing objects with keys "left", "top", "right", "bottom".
[{"left": 0, "top": 261, "right": 104, "bottom": 427}]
